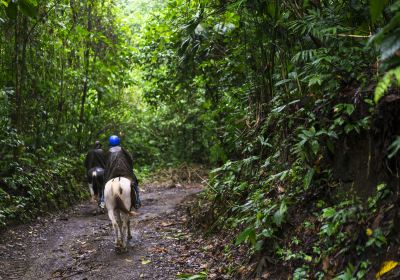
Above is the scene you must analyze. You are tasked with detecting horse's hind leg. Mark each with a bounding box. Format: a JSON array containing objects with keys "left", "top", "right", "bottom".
[
  {"left": 121, "top": 213, "right": 129, "bottom": 251},
  {"left": 127, "top": 219, "right": 132, "bottom": 240},
  {"left": 107, "top": 209, "right": 120, "bottom": 247},
  {"left": 115, "top": 211, "right": 124, "bottom": 249}
]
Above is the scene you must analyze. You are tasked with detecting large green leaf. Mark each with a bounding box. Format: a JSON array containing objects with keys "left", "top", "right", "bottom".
[
  {"left": 18, "top": 0, "right": 38, "bottom": 18},
  {"left": 235, "top": 227, "right": 256, "bottom": 246},
  {"left": 380, "top": 32, "right": 400, "bottom": 60},
  {"left": 388, "top": 136, "right": 400, "bottom": 158},
  {"left": 273, "top": 201, "right": 288, "bottom": 227},
  {"left": 370, "top": 0, "right": 389, "bottom": 23},
  {"left": 303, "top": 168, "right": 315, "bottom": 189},
  {"left": 5, "top": 2, "right": 17, "bottom": 19}
]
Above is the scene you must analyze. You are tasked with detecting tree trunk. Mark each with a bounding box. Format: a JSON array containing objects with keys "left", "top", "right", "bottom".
[
  {"left": 12, "top": 12, "right": 20, "bottom": 131},
  {"left": 77, "top": 0, "right": 93, "bottom": 150}
]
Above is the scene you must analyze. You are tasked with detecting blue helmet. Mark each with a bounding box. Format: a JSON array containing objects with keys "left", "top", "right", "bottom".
[{"left": 109, "top": 135, "right": 120, "bottom": 146}]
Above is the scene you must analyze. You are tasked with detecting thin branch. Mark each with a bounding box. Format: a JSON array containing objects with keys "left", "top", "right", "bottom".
[{"left": 337, "top": 34, "right": 371, "bottom": 38}]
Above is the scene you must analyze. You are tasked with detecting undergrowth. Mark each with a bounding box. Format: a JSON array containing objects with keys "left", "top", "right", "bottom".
[
  {"left": 196, "top": 143, "right": 400, "bottom": 279},
  {"left": 190, "top": 84, "right": 400, "bottom": 278},
  {"left": 0, "top": 152, "right": 86, "bottom": 229},
  {"left": 180, "top": 1, "right": 400, "bottom": 278}
]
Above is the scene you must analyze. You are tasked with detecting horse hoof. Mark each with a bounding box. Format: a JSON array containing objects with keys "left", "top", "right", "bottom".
[{"left": 115, "top": 246, "right": 127, "bottom": 253}]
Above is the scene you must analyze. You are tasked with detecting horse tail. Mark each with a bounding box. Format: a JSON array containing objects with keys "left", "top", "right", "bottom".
[
  {"left": 111, "top": 180, "right": 136, "bottom": 216},
  {"left": 115, "top": 196, "right": 136, "bottom": 216}
]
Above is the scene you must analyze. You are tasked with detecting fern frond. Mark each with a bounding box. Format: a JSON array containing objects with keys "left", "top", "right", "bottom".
[
  {"left": 291, "top": 49, "right": 320, "bottom": 64},
  {"left": 374, "top": 66, "right": 400, "bottom": 103}
]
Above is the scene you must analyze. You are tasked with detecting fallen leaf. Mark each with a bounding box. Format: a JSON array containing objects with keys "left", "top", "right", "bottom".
[
  {"left": 261, "top": 271, "right": 270, "bottom": 279},
  {"left": 200, "top": 263, "right": 209, "bottom": 269},
  {"left": 141, "top": 259, "right": 151, "bottom": 265},
  {"left": 202, "top": 245, "right": 213, "bottom": 251},
  {"left": 161, "top": 222, "right": 174, "bottom": 227},
  {"left": 322, "top": 257, "right": 330, "bottom": 271},
  {"left": 376, "top": 260, "right": 399, "bottom": 279},
  {"left": 149, "top": 247, "right": 167, "bottom": 253}
]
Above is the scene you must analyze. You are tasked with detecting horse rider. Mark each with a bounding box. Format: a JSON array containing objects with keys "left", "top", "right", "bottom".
[
  {"left": 84, "top": 140, "right": 106, "bottom": 208},
  {"left": 105, "top": 135, "right": 141, "bottom": 210}
]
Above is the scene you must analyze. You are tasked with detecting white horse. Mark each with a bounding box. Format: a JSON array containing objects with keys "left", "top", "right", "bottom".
[{"left": 104, "top": 177, "right": 136, "bottom": 252}]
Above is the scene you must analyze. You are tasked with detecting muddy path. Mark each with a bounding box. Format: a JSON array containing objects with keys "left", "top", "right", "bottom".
[{"left": 0, "top": 184, "right": 208, "bottom": 280}]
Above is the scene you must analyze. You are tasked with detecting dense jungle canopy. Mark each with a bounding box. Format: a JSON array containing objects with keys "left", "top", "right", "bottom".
[{"left": 2, "top": 0, "right": 400, "bottom": 278}]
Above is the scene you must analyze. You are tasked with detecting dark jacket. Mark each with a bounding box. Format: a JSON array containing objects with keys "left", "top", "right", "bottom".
[
  {"left": 85, "top": 148, "right": 106, "bottom": 170},
  {"left": 105, "top": 146, "right": 134, "bottom": 182}
]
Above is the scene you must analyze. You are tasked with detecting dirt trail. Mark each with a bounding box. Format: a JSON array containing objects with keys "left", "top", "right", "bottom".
[{"left": 0, "top": 184, "right": 205, "bottom": 280}]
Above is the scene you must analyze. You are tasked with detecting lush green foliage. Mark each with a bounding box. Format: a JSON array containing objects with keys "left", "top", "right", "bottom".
[
  {"left": 132, "top": 0, "right": 400, "bottom": 278},
  {"left": 371, "top": 0, "right": 400, "bottom": 102},
  {"left": 2, "top": 0, "right": 400, "bottom": 278},
  {"left": 0, "top": 0, "right": 135, "bottom": 227}
]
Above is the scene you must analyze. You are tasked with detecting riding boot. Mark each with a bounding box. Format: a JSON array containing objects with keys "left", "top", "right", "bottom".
[{"left": 131, "top": 181, "right": 141, "bottom": 210}]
